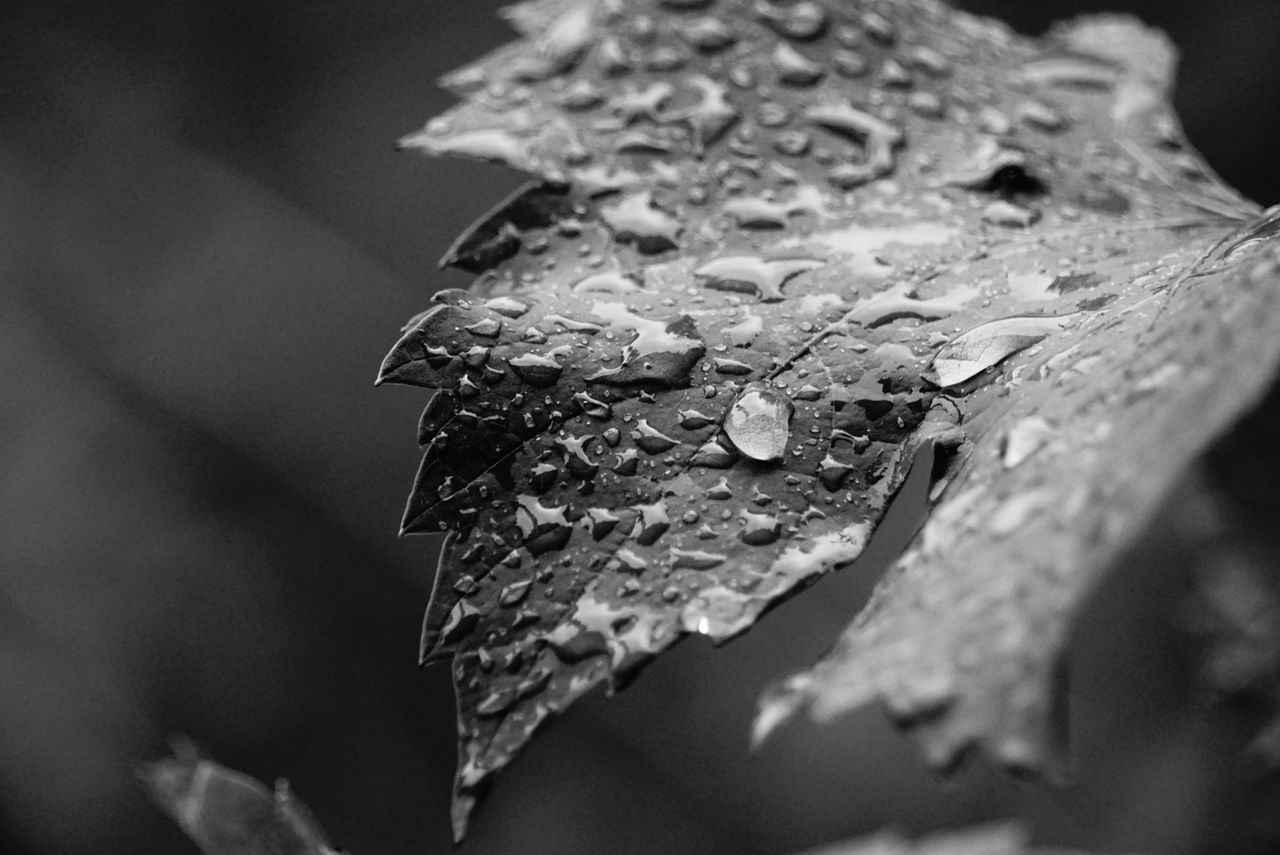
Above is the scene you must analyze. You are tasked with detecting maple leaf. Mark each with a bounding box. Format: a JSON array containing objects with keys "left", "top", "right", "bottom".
[{"left": 379, "top": 0, "right": 1280, "bottom": 837}]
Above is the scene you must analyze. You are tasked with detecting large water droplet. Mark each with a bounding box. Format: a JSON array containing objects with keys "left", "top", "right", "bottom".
[{"left": 725, "top": 386, "right": 793, "bottom": 461}]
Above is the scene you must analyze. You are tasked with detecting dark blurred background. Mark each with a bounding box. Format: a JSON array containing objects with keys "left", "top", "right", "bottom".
[{"left": 2, "top": 1, "right": 1280, "bottom": 853}]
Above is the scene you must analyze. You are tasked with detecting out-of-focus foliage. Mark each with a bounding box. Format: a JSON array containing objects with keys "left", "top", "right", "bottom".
[
  {"left": 142, "top": 741, "right": 342, "bottom": 855},
  {"left": 794, "top": 821, "right": 1101, "bottom": 855},
  {"left": 383, "top": 0, "right": 1280, "bottom": 837}
]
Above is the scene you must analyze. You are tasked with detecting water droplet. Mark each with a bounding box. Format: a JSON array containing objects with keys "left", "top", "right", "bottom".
[
  {"left": 585, "top": 508, "right": 622, "bottom": 540},
  {"left": 758, "top": 0, "right": 828, "bottom": 41},
  {"left": 527, "top": 0, "right": 600, "bottom": 77},
  {"left": 483, "top": 297, "right": 530, "bottom": 318},
  {"left": 1048, "top": 272, "right": 1104, "bottom": 294},
  {"left": 399, "top": 127, "right": 537, "bottom": 173},
  {"left": 613, "top": 448, "right": 639, "bottom": 475},
  {"left": 772, "top": 41, "right": 825, "bottom": 85},
  {"left": 1006, "top": 272, "right": 1056, "bottom": 302},
  {"left": 508, "top": 351, "right": 566, "bottom": 387},
  {"left": 907, "top": 91, "right": 945, "bottom": 119},
  {"left": 804, "top": 222, "right": 957, "bottom": 281},
  {"left": 690, "top": 437, "right": 738, "bottom": 468},
  {"left": 465, "top": 318, "right": 502, "bottom": 338},
  {"left": 1020, "top": 54, "right": 1118, "bottom": 90},
  {"left": 631, "top": 501, "right": 671, "bottom": 545},
  {"left": 694, "top": 255, "right": 824, "bottom": 302},
  {"left": 982, "top": 200, "right": 1040, "bottom": 228},
  {"left": 725, "top": 387, "right": 793, "bottom": 461},
  {"left": 723, "top": 314, "right": 764, "bottom": 349},
  {"left": 681, "top": 16, "right": 737, "bottom": 52},
  {"left": 1001, "top": 417, "right": 1055, "bottom": 468},
  {"left": 907, "top": 45, "right": 952, "bottom": 77},
  {"left": 675, "top": 75, "right": 740, "bottom": 145},
  {"left": 600, "top": 192, "right": 682, "bottom": 253},
  {"left": 557, "top": 80, "right": 605, "bottom": 111},
  {"left": 926, "top": 315, "right": 1071, "bottom": 388},
  {"left": 574, "top": 271, "right": 644, "bottom": 294},
  {"left": 441, "top": 599, "right": 482, "bottom": 644},
  {"left": 834, "top": 49, "right": 870, "bottom": 78},
  {"left": 671, "top": 549, "right": 727, "bottom": 569},
  {"left": 609, "top": 81, "right": 674, "bottom": 124},
  {"left": 499, "top": 580, "right": 533, "bottom": 607},
  {"left": 678, "top": 409, "right": 717, "bottom": 430},
  {"left": 989, "top": 490, "right": 1052, "bottom": 537},
  {"left": 739, "top": 511, "right": 782, "bottom": 545},
  {"left": 631, "top": 419, "right": 682, "bottom": 454},
  {"left": 818, "top": 453, "right": 854, "bottom": 491},
  {"left": 879, "top": 58, "right": 913, "bottom": 88},
  {"left": 530, "top": 462, "right": 559, "bottom": 493},
  {"left": 806, "top": 103, "right": 905, "bottom": 187},
  {"left": 475, "top": 687, "right": 519, "bottom": 718},
  {"left": 573, "top": 391, "right": 613, "bottom": 420},
  {"left": 978, "top": 107, "right": 1013, "bottom": 135},
  {"left": 588, "top": 301, "right": 706, "bottom": 386},
  {"left": 597, "top": 36, "right": 632, "bottom": 75},
  {"left": 713, "top": 357, "right": 754, "bottom": 375},
  {"left": 556, "top": 435, "right": 600, "bottom": 478},
  {"left": 705, "top": 477, "right": 733, "bottom": 500},
  {"left": 861, "top": 10, "right": 895, "bottom": 44},
  {"left": 721, "top": 185, "right": 828, "bottom": 230},
  {"left": 515, "top": 495, "right": 573, "bottom": 555},
  {"left": 1017, "top": 100, "right": 1067, "bottom": 133}
]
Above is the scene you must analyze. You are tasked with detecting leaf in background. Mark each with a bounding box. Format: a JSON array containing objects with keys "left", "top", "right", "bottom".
[
  {"left": 792, "top": 821, "right": 1102, "bottom": 855},
  {"left": 380, "top": 0, "right": 1280, "bottom": 835},
  {"left": 141, "top": 739, "right": 342, "bottom": 855}
]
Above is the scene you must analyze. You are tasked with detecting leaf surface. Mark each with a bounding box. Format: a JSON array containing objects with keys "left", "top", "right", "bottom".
[{"left": 380, "top": 0, "right": 1280, "bottom": 835}]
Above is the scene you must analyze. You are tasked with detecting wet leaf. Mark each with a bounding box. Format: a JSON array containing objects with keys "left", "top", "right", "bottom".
[
  {"left": 140, "top": 739, "right": 342, "bottom": 855},
  {"left": 381, "top": 0, "right": 1280, "bottom": 835},
  {"left": 793, "top": 821, "right": 1104, "bottom": 855}
]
